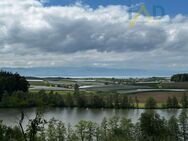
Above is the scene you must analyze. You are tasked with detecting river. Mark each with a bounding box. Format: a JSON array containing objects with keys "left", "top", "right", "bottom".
[{"left": 0, "top": 108, "right": 183, "bottom": 128}]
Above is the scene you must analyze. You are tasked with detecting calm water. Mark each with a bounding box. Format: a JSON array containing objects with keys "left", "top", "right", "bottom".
[{"left": 0, "top": 108, "right": 183, "bottom": 128}]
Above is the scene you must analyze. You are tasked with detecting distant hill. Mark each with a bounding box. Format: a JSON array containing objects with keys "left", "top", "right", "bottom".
[
  {"left": 171, "top": 73, "right": 188, "bottom": 82},
  {"left": 1, "top": 67, "right": 185, "bottom": 78}
]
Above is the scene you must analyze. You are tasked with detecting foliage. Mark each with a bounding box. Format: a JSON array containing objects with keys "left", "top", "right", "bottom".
[
  {"left": 166, "top": 96, "right": 179, "bottom": 108},
  {"left": 0, "top": 89, "right": 188, "bottom": 109},
  {"left": 171, "top": 73, "right": 188, "bottom": 82},
  {"left": 180, "top": 94, "right": 188, "bottom": 108},
  {"left": 74, "top": 84, "right": 80, "bottom": 95},
  {"left": 0, "top": 71, "right": 29, "bottom": 100},
  {"left": 139, "top": 110, "right": 168, "bottom": 140},
  {"left": 0, "top": 110, "right": 188, "bottom": 141},
  {"left": 145, "top": 97, "right": 157, "bottom": 109}
]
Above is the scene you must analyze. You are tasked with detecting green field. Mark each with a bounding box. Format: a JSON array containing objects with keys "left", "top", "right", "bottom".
[{"left": 28, "top": 77, "right": 188, "bottom": 106}]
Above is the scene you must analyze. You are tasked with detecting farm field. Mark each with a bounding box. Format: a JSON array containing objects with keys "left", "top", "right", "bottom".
[
  {"left": 28, "top": 77, "right": 188, "bottom": 104},
  {"left": 129, "top": 91, "right": 188, "bottom": 103}
]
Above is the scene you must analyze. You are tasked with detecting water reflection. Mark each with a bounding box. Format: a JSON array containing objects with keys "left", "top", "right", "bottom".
[{"left": 0, "top": 108, "right": 183, "bottom": 128}]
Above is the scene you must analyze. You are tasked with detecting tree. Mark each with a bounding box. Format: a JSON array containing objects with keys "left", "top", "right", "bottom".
[
  {"left": 145, "top": 97, "right": 157, "bottom": 109},
  {"left": 168, "top": 116, "right": 179, "bottom": 141},
  {"left": 77, "top": 95, "right": 87, "bottom": 108},
  {"left": 180, "top": 94, "right": 188, "bottom": 108},
  {"left": 135, "top": 96, "right": 139, "bottom": 108},
  {"left": 92, "top": 95, "right": 105, "bottom": 108},
  {"left": 27, "top": 113, "right": 46, "bottom": 141},
  {"left": 179, "top": 109, "right": 188, "bottom": 141},
  {"left": 0, "top": 120, "right": 8, "bottom": 141},
  {"left": 120, "top": 117, "right": 134, "bottom": 140},
  {"left": 114, "top": 94, "right": 120, "bottom": 108},
  {"left": 121, "top": 95, "right": 129, "bottom": 108},
  {"left": 47, "top": 118, "right": 57, "bottom": 141},
  {"left": 171, "top": 74, "right": 188, "bottom": 82},
  {"left": 172, "top": 96, "right": 179, "bottom": 108},
  {"left": 65, "top": 93, "right": 74, "bottom": 107},
  {"left": 166, "top": 97, "right": 173, "bottom": 108},
  {"left": 74, "top": 84, "right": 80, "bottom": 95},
  {"left": 139, "top": 110, "right": 168, "bottom": 140},
  {"left": 56, "top": 121, "right": 66, "bottom": 141},
  {"left": 75, "top": 120, "right": 88, "bottom": 141},
  {"left": 128, "top": 97, "right": 134, "bottom": 108},
  {"left": 67, "top": 123, "right": 78, "bottom": 141},
  {"left": 108, "top": 116, "right": 120, "bottom": 136},
  {"left": 95, "top": 126, "right": 101, "bottom": 141},
  {"left": 86, "top": 121, "right": 97, "bottom": 141},
  {"left": 0, "top": 71, "right": 29, "bottom": 101},
  {"left": 105, "top": 95, "right": 113, "bottom": 108},
  {"left": 101, "top": 117, "right": 108, "bottom": 140}
]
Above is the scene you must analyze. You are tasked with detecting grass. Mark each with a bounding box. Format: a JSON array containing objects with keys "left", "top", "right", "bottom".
[
  {"left": 29, "top": 80, "right": 49, "bottom": 86},
  {"left": 138, "top": 103, "right": 145, "bottom": 108}
]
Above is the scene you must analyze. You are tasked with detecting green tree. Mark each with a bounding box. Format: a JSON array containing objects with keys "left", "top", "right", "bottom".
[
  {"left": 145, "top": 97, "right": 157, "bottom": 109},
  {"left": 172, "top": 96, "right": 179, "bottom": 108},
  {"left": 120, "top": 117, "right": 134, "bottom": 140},
  {"left": 95, "top": 126, "right": 101, "bottom": 141},
  {"left": 135, "top": 96, "right": 139, "bottom": 108},
  {"left": 171, "top": 73, "right": 188, "bottom": 82},
  {"left": 179, "top": 109, "right": 188, "bottom": 141},
  {"left": 67, "top": 123, "right": 78, "bottom": 141},
  {"left": 105, "top": 95, "right": 113, "bottom": 108},
  {"left": 0, "top": 120, "right": 7, "bottom": 141},
  {"left": 86, "top": 121, "right": 97, "bottom": 141},
  {"left": 139, "top": 110, "right": 168, "bottom": 141},
  {"left": 56, "top": 121, "right": 66, "bottom": 141},
  {"left": 101, "top": 117, "right": 108, "bottom": 140},
  {"left": 128, "top": 97, "right": 134, "bottom": 108},
  {"left": 168, "top": 116, "right": 179, "bottom": 141},
  {"left": 166, "top": 97, "right": 173, "bottom": 108},
  {"left": 108, "top": 116, "right": 121, "bottom": 137},
  {"left": 47, "top": 118, "right": 57, "bottom": 141},
  {"left": 180, "top": 94, "right": 188, "bottom": 108},
  {"left": 120, "top": 95, "right": 129, "bottom": 108},
  {"left": 74, "top": 84, "right": 80, "bottom": 95},
  {"left": 26, "top": 112, "right": 46, "bottom": 141},
  {"left": 0, "top": 71, "right": 29, "bottom": 101},
  {"left": 92, "top": 95, "right": 104, "bottom": 108},
  {"left": 77, "top": 95, "right": 87, "bottom": 108},
  {"left": 113, "top": 94, "right": 120, "bottom": 108},
  {"left": 65, "top": 93, "right": 74, "bottom": 107},
  {"left": 75, "top": 120, "right": 88, "bottom": 141}
]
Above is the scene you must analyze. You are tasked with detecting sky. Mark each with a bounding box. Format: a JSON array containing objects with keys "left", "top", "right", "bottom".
[
  {"left": 43, "top": 0, "right": 188, "bottom": 17},
  {"left": 0, "top": 0, "right": 188, "bottom": 74}
]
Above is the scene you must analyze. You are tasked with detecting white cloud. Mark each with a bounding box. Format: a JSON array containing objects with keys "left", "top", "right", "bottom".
[{"left": 0, "top": 0, "right": 188, "bottom": 71}]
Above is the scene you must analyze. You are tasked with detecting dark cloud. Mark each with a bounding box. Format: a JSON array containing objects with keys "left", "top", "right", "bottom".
[{"left": 0, "top": 0, "right": 188, "bottom": 69}]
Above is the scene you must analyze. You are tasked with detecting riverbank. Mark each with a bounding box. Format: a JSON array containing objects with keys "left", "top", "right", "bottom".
[
  {"left": 0, "top": 107, "right": 184, "bottom": 127},
  {"left": 1, "top": 90, "right": 188, "bottom": 109},
  {"left": 1, "top": 108, "right": 186, "bottom": 141}
]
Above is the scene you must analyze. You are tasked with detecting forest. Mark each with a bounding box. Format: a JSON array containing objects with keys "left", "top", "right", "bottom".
[
  {"left": 1, "top": 71, "right": 188, "bottom": 141},
  {"left": 0, "top": 90, "right": 188, "bottom": 109},
  {"left": 171, "top": 73, "right": 188, "bottom": 82},
  {"left": 0, "top": 71, "right": 29, "bottom": 101},
  {"left": 0, "top": 109, "right": 187, "bottom": 141}
]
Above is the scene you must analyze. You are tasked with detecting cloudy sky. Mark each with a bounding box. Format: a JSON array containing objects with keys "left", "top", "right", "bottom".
[{"left": 0, "top": 0, "right": 188, "bottom": 73}]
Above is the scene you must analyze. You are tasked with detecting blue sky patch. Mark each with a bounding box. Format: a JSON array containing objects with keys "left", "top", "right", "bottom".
[{"left": 43, "top": 0, "right": 188, "bottom": 17}]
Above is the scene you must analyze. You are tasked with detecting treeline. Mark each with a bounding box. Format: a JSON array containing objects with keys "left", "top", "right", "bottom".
[
  {"left": 0, "top": 71, "right": 29, "bottom": 100},
  {"left": 171, "top": 73, "right": 188, "bottom": 82},
  {"left": 1, "top": 90, "right": 188, "bottom": 109},
  {"left": 0, "top": 91, "right": 135, "bottom": 108},
  {"left": 0, "top": 109, "right": 188, "bottom": 141}
]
